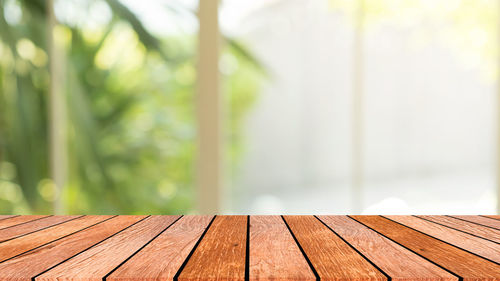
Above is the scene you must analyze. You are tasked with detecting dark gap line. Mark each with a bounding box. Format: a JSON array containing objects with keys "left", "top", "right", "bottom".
[
  {"left": 449, "top": 215, "right": 500, "bottom": 231},
  {"left": 314, "top": 216, "right": 391, "bottom": 281},
  {"left": 281, "top": 216, "right": 320, "bottom": 281},
  {"left": 31, "top": 215, "right": 149, "bottom": 281},
  {"left": 0, "top": 215, "right": 54, "bottom": 231},
  {"left": 0, "top": 215, "right": 20, "bottom": 222},
  {"left": 0, "top": 215, "right": 116, "bottom": 265},
  {"left": 173, "top": 215, "right": 216, "bottom": 281},
  {"left": 385, "top": 216, "right": 500, "bottom": 266},
  {"left": 415, "top": 216, "right": 499, "bottom": 245},
  {"left": 347, "top": 215, "right": 463, "bottom": 281},
  {"left": 245, "top": 215, "right": 250, "bottom": 281},
  {"left": 103, "top": 215, "right": 184, "bottom": 281},
  {"left": 479, "top": 215, "right": 500, "bottom": 221},
  {"left": 0, "top": 215, "right": 85, "bottom": 245}
]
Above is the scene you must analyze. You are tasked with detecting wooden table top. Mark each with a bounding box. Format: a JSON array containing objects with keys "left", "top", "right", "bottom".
[{"left": 0, "top": 215, "right": 498, "bottom": 281}]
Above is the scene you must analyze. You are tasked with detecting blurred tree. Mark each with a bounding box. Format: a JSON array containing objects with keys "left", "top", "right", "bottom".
[{"left": 0, "top": 0, "right": 264, "bottom": 214}]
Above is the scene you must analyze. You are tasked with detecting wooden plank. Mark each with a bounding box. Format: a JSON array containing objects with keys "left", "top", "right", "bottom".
[
  {"left": 352, "top": 215, "right": 500, "bottom": 281},
  {"left": 318, "top": 215, "right": 457, "bottom": 281},
  {"left": 0, "top": 215, "right": 80, "bottom": 243},
  {"left": 0, "top": 216, "right": 17, "bottom": 221},
  {"left": 249, "top": 216, "right": 315, "bottom": 281},
  {"left": 451, "top": 216, "right": 500, "bottom": 230},
  {"left": 283, "top": 215, "right": 386, "bottom": 281},
  {"left": 0, "top": 215, "right": 48, "bottom": 230},
  {"left": 0, "top": 215, "right": 110, "bottom": 262},
  {"left": 418, "top": 215, "right": 500, "bottom": 243},
  {"left": 107, "top": 216, "right": 213, "bottom": 281},
  {"left": 36, "top": 215, "right": 180, "bottom": 281},
  {"left": 486, "top": 215, "right": 500, "bottom": 220},
  {"left": 0, "top": 216, "right": 145, "bottom": 281},
  {"left": 177, "top": 216, "right": 247, "bottom": 281},
  {"left": 386, "top": 216, "right": 500, "bottom": 263}
]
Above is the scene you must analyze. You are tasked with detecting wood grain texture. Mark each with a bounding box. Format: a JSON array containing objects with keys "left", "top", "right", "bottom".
[
  {"left": 283, "top": 215, "right": 386, "bottom": 281},
  {"left": 386, "top": 216, "right": 500, "bottom": 263},
  {"left": 0, "top": 216, "right": 16, "bottom": 221},
  {"left": 418, "top": 215, "right": 500, "bottom": 243},
  {"left": 0, "top": 215, "right": 498, "bottom": 281},
  {"left": 0, "top": 215, "right": 48, "bottom": 230},
  {"left": 485, "top": 216, "right": 500, "bottom": 220},
  {"left": 249, "top": 216, "right": 315, "bottom": 281},
  {"left": 451, "top": 216, "right": 500, "bottom": 230},
  {"left": 0, "top": 216, "right": 145, "bottom": 281},
  {"left": 36, "top": 215, "right": 180, "bottom": 281},
  {"left": 0, "top": 215, "right": 110, "bottom": 262},
  {"left": 177, "top": 216, "right": 247, "bottom": 281},
  {"left": 0, "top": 215, "right": 81, "bottom": 243},
  {"left": 107, "top": 215, "right": 213, "bottom": 281},
  {"left": 352, "top": 215, "right": 500, "bottom": 281},
  {"left": 318, "top": 215, "right": 457, "bottom": 281}
]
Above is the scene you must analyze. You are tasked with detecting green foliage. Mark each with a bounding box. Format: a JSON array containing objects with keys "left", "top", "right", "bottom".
[{"left": 0, "top": 0, "right": 264, "bottom": 214}]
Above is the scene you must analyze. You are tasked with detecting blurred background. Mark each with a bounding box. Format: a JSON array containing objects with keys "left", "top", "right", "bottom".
[{"left": 0, "top": 0, "right": 498, "bottom": 215}]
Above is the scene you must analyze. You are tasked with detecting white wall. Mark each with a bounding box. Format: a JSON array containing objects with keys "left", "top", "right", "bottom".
[{"left": 222, "top": 0, "right": 496, "bottom": 214}]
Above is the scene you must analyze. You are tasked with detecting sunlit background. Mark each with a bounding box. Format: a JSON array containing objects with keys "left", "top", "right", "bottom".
[{"left": 0, "top": 0, "right": 498, "bottom": 215}]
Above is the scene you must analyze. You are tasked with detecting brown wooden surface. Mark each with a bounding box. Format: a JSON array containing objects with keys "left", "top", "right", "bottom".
[
  {"left": 486, "top": 216, "right": 500, "bottom": 220},
  {"left": 352, "top": 215, "right": 500, "bottom": 281},
  {"left": 284, "top": 215, "right": 386, "bottom": 281},
  {"left": 387, "top": 215, "right": 500, "bottom": 263},
  {"left": 0, "top": 215, "right": 499, "bottom": 281},
  {"left": 0, "top": 215, "right": 81, "bottom": 243},
  {"left": 36, "top": 216, "right": 179, "bottom": 281},
  {"left": 0, "top": 216, "right": 48, "bottom": 230},
  {"left": 249, "top": 216, "right": 315, "bottom": 281},
  {"left": 0, "top": 216, "right": 144, "bottom": 281},
  {"left": 418, "top": 215, "right": 500, "bottom": 243},
  {"left": 0, "top": 216, "right": 109, "bottom": 263},
  {"left": 177, "top": 216, "right": 247, "bottom": 281},
  {"left": 107, "top": 215, "right": 213, "bottom": 281},
  {"left": 0, "top": 216, "right": 16, "bottom": 221},
  {"left": 318, "top": 215, "right": 457, "bottom": 281},
  {"left": 451, "top": 215, "right": 500, "bottom": 230}
]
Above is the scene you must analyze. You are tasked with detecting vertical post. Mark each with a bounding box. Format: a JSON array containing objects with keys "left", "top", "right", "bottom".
[
  {"left": 197, "top": 0, "right": 221, "bottom": 214},
  {"left": 47, "top": 0, "right": 66, "bottom": 215},
  {"left": 352, "top": 0, "right": 365, "bottom": 214}
]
